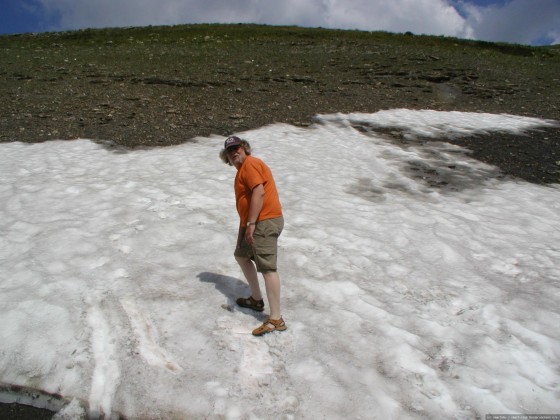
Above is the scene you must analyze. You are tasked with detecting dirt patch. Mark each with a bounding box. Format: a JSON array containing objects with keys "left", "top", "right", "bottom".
[{"left": 1, "top": 25, "right": 559, "bottom": 183}]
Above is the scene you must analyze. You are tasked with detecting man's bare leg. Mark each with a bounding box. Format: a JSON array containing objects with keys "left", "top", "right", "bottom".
[
  {"left": 263, "top": 270, "right": 281, "bottom": 320},
  {"left": 235, "top": 256, "right": 263, "bottom": 300}
]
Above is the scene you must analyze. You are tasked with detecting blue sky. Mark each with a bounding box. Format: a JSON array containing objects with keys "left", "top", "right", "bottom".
[{"left": 0, "top": 0, "right": 558, "bottom": 46}]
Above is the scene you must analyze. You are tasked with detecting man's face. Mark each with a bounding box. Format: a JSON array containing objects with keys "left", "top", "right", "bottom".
[{"left": 227, "top": 145, "right": 246, "bottom": 167}]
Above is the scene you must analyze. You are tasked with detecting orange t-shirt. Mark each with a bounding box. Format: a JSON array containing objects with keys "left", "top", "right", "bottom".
[{"left": 234, "top": 155, "right": 282, "bottom": 227}]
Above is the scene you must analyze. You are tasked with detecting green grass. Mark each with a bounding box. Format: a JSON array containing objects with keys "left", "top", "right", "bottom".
[
  {"left": 2, "top": 23, "right": 556, "bottom": 55},
  {"left": 2, "top": 24, "right": 556, "bottom": 86},
  {"left": 1, "top": 24, "right": 558, "bottom": 147}
]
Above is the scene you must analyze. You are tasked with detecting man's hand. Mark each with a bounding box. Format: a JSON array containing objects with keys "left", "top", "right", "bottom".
[{"left": 245, "top": 224, "right": 256, "bottom": 245}]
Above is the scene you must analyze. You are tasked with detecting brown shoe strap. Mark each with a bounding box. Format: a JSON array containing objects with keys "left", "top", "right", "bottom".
[{"left": 266, "top": 317, "right": 285, "bottom": 327}]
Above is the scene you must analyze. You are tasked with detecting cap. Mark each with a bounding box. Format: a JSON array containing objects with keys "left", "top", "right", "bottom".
[{"left": 224, "top": 136, "right": 242, "bottom": 149}]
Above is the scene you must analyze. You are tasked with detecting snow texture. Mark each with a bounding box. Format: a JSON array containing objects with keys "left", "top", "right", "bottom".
[{"left": 0, "top": 109, "right": 559, "bottom": 419}]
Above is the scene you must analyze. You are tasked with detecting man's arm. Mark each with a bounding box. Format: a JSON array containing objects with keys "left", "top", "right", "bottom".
[
  {"left": 245, "top": 183, "right": 264, "bottom": 245},
  {"left": 236, "top": 226, "right": 244, "bottom": 249}
]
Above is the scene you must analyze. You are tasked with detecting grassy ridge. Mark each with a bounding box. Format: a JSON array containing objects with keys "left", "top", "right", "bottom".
[
  {"left": 1, "top": 24, "right": 559, "bottom": 147},
  {"left": 3, "top": 23, "right": 558, "bottom": 53}
]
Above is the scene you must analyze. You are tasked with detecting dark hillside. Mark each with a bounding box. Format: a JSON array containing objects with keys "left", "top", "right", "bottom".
[{"left": 1, "top": 24, "right": 559, "bottom": 182}]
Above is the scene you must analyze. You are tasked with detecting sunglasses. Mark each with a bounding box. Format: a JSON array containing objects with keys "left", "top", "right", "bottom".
[{"left": 226, "top": 145, "right": 241, "bottom": 154}]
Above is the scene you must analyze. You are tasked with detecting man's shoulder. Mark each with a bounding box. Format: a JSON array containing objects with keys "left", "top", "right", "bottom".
[
  {"left": 246, "top": 155, "right": 263, "bottom": 164},
  {"left": 243, "top": 155, "right": 267, "bottom": 170}
]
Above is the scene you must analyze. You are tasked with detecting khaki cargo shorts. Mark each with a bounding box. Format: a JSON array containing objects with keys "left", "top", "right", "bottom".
[{"left": 234, "top": 216, "right": 284, "bottom": 272}]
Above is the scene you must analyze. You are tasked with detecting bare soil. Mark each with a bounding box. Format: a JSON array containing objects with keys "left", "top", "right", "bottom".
[{"left": 1, "top": 25, "right": 559, "bottom": 183}]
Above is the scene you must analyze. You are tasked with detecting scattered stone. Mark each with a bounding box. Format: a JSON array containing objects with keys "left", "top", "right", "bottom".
[{"left": 1, "top": 25, "right": 558, "bottom": 185}]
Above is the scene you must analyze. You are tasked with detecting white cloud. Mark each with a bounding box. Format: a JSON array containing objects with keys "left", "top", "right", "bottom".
[
  {"left": 34, "top": 0, "right": 558, "bottom": 45},
  {"left": 36, "top": 0, "right": 468, "bottom": 34},
  {"left": 459, "top": 0, "right": 560, "bottom": 45},
  {"left": 548, "top": 30, "right": 560, "bottom": 45},
  {"left": 320, "top": 0, "right": 468, "bottom": 36}
]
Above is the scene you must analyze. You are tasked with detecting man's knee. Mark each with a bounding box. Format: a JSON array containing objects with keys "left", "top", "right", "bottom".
[{"left": 235, "top": 255, "right": 253, "bottom": 265}]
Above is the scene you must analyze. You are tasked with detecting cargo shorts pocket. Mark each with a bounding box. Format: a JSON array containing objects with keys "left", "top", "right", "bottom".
[{"left": 252, "top": 217, "right": 283, "bottom": 272}]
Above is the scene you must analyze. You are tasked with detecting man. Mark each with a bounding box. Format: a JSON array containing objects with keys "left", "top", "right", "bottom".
[{"left": 220, "top": 135, "right": 286, "bottom": 336}]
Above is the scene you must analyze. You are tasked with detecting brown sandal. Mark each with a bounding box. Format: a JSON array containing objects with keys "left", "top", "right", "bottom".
[
  {"left": 252, "top": 317, "right": 287, "bottom": 336},
  {"left": 236, "top": 296, "right": 265, "bottom": 312}
]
